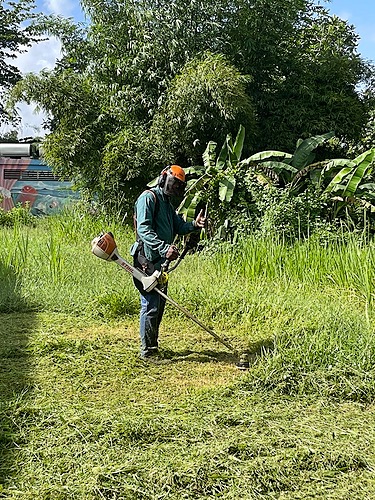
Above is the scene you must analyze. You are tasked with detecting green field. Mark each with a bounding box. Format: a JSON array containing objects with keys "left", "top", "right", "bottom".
[{"left": 1, "top": 213, "right": 375, "bottom": 499}]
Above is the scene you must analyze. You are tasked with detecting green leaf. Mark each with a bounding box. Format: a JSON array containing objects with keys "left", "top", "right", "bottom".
[
  {"left": 352, "top": 149, "right": 375, "bottom": 168},
  {"left": 290, "top": 160, "right": 327, "bottom": 187},
  {"left": 243, "top": 151, "right": 293, "bottom": 163},
  {"left": 232, "top": 124, "right": 245, "bottom": 162},
  {"left": 257, "top": 161, "right": 298, "bottom": 175},
  {"left": 324, "top": 167, "right": 353, "bottom": 193},
  {"left": 184, "top": 165, "right": 206, "bottom": 175},
  {"left": 342, "top": 150, "right": 375, "bottom": 198},
  {"left": 178, "top": 174, "right": 208, "bottom": 214},
  {"left": 323, "top": 158, "right": 356, "bottom": 175},
  {"left": 291, "top": 131, "right": 335, "bottom": 170},
  {"left": 203, "top": 141, "right": 217, "bottom": 173},
  {"left": 216, "top": 140, "right": 228, "bottom": 171},
  {"left": 358, "top": 183, "right": 375, "bottom": 192},
  {"left": 218, "top": 176, "right": 236, "bottom": 202}
]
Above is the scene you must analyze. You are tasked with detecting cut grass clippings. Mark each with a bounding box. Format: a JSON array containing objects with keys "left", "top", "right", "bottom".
[
  {"left": 2, "top": 215, "right": 375, "bottom": 498},
  {"left": 1, "top": 312, "right": 375, "bottom": 499}
]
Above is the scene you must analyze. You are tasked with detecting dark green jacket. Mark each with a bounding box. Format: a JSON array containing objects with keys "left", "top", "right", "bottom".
[{"left": 131, "top": 187, "right": 195, "bottom": 269}]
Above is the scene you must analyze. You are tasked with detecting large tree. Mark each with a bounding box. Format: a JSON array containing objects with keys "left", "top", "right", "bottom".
[
  {"left": 10, "top": 0, "right": 374, "bottom": 214},
  {"left": 0, "top": 0, "right": 40, "bottom": 122}
]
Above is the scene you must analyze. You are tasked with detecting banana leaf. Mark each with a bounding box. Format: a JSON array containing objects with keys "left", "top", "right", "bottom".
[
  {"left": 178, "top": 191, "right": 202, "bottom": 220},
  {"left": 290, "top": 160, "right": 327, "bottom": 187},
  {"left": 358, "top": 183, "right": 375, "bottom": 192},
  {"left": 342, "top": 149, "right": 375, "bottom": 198},
  {"left": 224, "top": 125, "right": 245, "bottom": 166},
  {"left": 177, "top": 174, "right": 208, "bottom": 216},
  {"left": 324, "top": 167, "right": 353, "bottom": 193},
  {"left": 216, "top": 139, "right": 229, "bottom": 171},
  {"left": 243, "top": 151, "right": 293, "bottom": 163},
  {"left": 184, "top": 165, "right": 206, "bottom": 175},
  {"left": 328, "top": 183, "right": 346, "bottom": 193},
  {"left": 183, "top": 174, "right": 208, "bottom": 197},
  {"left": 257, "top": 160, "right": 298, "bottom": 175},
  {"left": 225, "top": 135, "right": 238, "bottom": 167},
  {"left": 323, "top": 159, "right": 355, "bottom": 174},
  {"left": 219, "top": 176, "right": 236, "bottom": 202},
  {"left": 202, "top": 141, "right": 217, "bottom": 173},
  {"left": 291, "top": 131, "right": 335, "bottom": 170},
  {"left": 232, "top": 124, "right": 245, "bottom": 162}
]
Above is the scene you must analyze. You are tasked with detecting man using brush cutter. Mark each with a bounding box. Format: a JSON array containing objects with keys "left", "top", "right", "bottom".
[{"left": 131, "top": 165, "right": 206, "bottom": 361}]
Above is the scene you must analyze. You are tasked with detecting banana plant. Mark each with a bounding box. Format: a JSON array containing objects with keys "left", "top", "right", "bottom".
[
  {"left": 323, "top": 149, "right": 375, "bottom": 215},
  {"left": 177, "top": 124, "right": 245, "bottom": 220},
  {"left": 240, "top": 131, "right": 335, "bottom": 188}
]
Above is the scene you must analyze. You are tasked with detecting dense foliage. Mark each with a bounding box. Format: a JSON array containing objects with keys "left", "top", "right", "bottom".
[
  {"left": 9, "top": 0, "right": 374, "bottom": 216},
  {"left": 0, "top": 0, "right": 42, "bottom": 122},
  {"left": 175, "top": 127, "right": 375, "bottom": 240},
  {"left": 0, "top": 202, "right": 35, "bottom": 226}
]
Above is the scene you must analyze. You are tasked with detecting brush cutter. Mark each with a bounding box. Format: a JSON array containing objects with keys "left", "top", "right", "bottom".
[
  {"left": 161, "top": 203, "right": 208, "bottom": 274},
  {"left": 91, "top": 232, "right": 249, "bottom": 369}
]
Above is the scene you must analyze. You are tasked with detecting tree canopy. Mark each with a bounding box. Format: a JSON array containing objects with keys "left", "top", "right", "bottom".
[
  {"left": 0, "top": 0, "right": 41, "bottom": 122},
  {"left": 9, "top": 0, "right": 375, "bottom": 214}
]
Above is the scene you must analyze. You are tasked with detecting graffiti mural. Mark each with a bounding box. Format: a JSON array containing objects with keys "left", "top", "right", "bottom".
[{"left": 0, "top": 147, "right": 79, "bottom": 215}]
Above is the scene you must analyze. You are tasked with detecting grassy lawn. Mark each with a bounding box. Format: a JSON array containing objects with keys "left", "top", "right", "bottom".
[
  {"left": 1, "top": 311, "right": 375, "bottom": 499},
  {"left": 1, "top": 217, "right": 375, "bottom": 498}
]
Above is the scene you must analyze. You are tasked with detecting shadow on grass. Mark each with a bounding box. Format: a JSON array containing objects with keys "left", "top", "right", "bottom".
[
  {"left": 164, "top": 348, "right": 239, "bottom": 365},
  {"left": 0, "top": 260, "right": 37, "bottom": 489},
  {"left": 159, "top": 337, "right": 274, "bottom": 367}
]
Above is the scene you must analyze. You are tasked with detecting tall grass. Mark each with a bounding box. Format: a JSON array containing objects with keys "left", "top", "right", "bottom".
[
  {"left": 1, "top": 210, "right": 375, "bottom": 400},
  {"left": 2, "top": 212, "right": 375, "bottom": 498}
]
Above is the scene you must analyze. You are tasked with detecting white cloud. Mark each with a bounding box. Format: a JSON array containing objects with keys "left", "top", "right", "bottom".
[
  {"left": 3, "top": 37, "right": 62, "bottom": 138},
  {"left": 17, "top": 37, "right": 61, "bottom": 73},
  {"left": 42, "top": 0, "right": 76, "bottom": 17}
]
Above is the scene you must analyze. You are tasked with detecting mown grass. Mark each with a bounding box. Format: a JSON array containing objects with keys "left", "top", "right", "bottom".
[{"left": 1, "top": 211, "right": 375, "bottom": 498}]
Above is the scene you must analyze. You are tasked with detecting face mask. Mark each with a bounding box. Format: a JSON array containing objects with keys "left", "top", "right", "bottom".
[{"left": 163, "top": 175, "right": 186, "bottom": 197}]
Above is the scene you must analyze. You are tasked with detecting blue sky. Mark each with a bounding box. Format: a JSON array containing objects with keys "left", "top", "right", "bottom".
[
  {"left": 326, "top": 0, "right": 375, "bottom": 63},
  {"left": 4, "top": 0, "right": 375, "bottom": 137}
]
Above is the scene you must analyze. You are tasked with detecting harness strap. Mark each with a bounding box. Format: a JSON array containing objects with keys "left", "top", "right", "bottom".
[{"left": 134, "top": 188, "right": 161, "bottom": 275}]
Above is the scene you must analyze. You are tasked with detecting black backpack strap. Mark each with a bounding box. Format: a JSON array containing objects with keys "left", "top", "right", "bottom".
[{"left": 134, "top": 188, "right": 161, "bottom": 275}]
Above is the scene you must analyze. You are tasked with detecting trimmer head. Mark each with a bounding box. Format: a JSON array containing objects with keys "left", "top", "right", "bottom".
[{"left": 236, "top": 353, "right": 250, "bottom": 370}]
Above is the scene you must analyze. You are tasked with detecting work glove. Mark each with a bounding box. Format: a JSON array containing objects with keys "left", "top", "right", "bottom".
[{"left": 166, "top": 244, "right": 179, "bottom": 261}]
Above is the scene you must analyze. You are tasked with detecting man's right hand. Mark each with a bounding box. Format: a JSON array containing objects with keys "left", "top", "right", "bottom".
[{"left": 166, "top": 244, "right": 179, "bottom": 261}]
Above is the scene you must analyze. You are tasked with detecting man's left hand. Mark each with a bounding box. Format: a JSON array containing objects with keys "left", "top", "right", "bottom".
[{"left": 194, "top": 209, "right": 206, "bottom": 229}]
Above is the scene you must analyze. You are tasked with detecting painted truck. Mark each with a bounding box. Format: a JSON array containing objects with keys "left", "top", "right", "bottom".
[{"left": 0, "top": 143, "right": 79, "bottom": 215}]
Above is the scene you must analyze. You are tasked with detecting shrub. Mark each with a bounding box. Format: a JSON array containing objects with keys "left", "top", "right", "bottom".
[{"left": 0, "top": 203, "right": 36, "bottom": 227}]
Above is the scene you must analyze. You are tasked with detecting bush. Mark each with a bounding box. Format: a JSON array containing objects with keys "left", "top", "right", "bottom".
[
  {"left": 252, "top": 184, "right": 331, "bottom": 239},
  {"left": 0, "top": 203, "right": 36, "bottom": 227}
]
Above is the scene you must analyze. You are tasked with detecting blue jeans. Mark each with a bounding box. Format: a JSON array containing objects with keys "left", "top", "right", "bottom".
[{"left": 136, "top": 283, "right": 167, "bottom": 357}]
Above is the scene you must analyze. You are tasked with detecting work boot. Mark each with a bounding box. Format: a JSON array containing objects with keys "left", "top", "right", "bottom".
[{"left": 139, "top": 346, "right": 159, "bottom": 360}]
